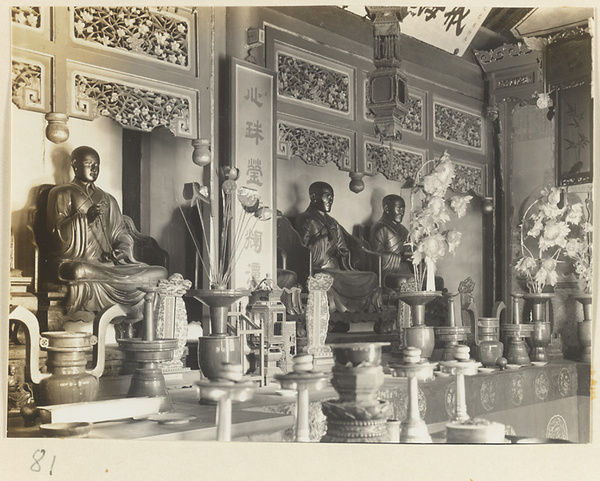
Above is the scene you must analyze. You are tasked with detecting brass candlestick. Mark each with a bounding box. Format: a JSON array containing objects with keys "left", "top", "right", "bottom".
[
  {"left": 118, "top": 287, "right": 178, "bottom": 412},
  {"left": 435, "top": 292, "right": 470, "bottom": 362},
  {"left": 502, "top": 293, "right": 533, "bottom": 366}
]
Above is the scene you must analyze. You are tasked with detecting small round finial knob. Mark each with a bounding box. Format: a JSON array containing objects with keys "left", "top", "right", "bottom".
[
  {"left": 45, "top": 113, "right": 70, "bottom": 144},
  {"left": 192, "top": 139, "right": 212, "bottom": 167},
  {"left": 349, "top": 172, "right": 365, "bottom": 194}
]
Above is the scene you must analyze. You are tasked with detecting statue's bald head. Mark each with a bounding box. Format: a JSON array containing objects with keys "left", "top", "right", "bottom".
[
  {"left": 309, "top": 181, "right": 334, "bottom": 213},
  {"left": 71, "top": 146, "right": 100, "bottom": 183},
  {"left": 382, "top": 194, "right": 405, "bottom": 223}
]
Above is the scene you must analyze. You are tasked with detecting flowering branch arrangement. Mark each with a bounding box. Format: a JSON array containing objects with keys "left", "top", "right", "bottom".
[
  {"left": 179, "top": 166, "right": 272, "bottom": 289},
  {"left": 407, "top": 151, "right": 472, "bottom": 291},
  {"left": 515, "top": 186, "right": 591, "bottom": 293}
]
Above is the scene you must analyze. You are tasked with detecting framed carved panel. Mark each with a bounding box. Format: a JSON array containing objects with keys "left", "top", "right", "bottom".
[
  {"left": 363, "top": 137, "right": 426, "bottom": 186},
  {"left": 433, "top": 98, "right": 483, "bottom": 151},
  {"left": 69, "top": 6, "right": 196, "bottom": 74},
  {"left": 67, "top": 61, "right": 198, "bottom": 139},
  {"left": 11, "top": 48, "right": 52, "bottom": 113},
  {"left": 272, "top": 41, "right": 355, "bottom": 120},
  {"left": 277, "top": 114, "right": 354, "bottom": 172},
  {"left": 556, "top": 83, "right": 593, "bottom": 186},
  {"left": 449, "top": 157, "right": 486, "bottom": 196},
  {"left": 11, "top": 6, "right": 52, "bottom": 42}
]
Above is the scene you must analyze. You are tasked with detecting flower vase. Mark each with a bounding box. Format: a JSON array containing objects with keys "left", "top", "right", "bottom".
[
  {"left": 574, "top": 293, "right": 593, "bottom": 363},
  {"left": 524, "top": 293, "right": 554, "bottom": 362},
  {"left": 399, "top": 291, "right": 442, "bottom": 361},
  {"left": 189, "top": 288, "right": 250, "bottom": 380}
]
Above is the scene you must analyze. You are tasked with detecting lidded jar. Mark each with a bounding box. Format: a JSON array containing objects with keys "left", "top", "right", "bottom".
[{"left": 476, "top": 317, "right": 504, "bottom": 368}]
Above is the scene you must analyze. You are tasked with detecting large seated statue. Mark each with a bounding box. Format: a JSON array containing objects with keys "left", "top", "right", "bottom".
[
  {"left": 369, "top": 194, "right": 413, "bottom": 288},
  {"left": 295, "top": 181, "right": 380, "bottom": 313},
  {"left": 45, "top": 146, "right": 167, "bottom": 314}
]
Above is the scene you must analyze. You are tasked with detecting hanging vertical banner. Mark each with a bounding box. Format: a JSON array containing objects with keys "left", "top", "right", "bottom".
[
  {"left": 230, "top": 58, "right": 276, "bottom": 290},
  {"left": 402, "top": 6, "right": 491, "bottom": 56}
]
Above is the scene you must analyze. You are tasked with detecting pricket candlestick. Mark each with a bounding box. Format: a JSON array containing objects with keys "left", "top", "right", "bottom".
[
  {"left": 502, "top": 293, "right": 533, "bottom": 366},
  {"left": 435, "top": 292, "right": 471, "bottom": 361},
  {"left": 197, "top": 363, "right": 255, "bottom": 441},
  {"left": 388, "top": 347, "right": 436, "bottom": 443},
  {"left": 439, "top": 345, "right": 480, "bottom": 423},
  {"left": 118, "top": 287, "right": 178, "bottom": 413},
  {"left": 275, "top": 354, "right": 328, "bottom": 442}
]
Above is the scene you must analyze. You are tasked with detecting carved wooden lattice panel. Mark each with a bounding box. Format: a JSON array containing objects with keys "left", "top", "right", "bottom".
[
  {"left": 11, "top": 49, "right": 52, "bottom": 113},
  {"left": 11, "top": 6, "right": 42, "bottom": 29},
  {"left": 364, "top": 141, "right": 424, "bottom": 183},
  {"left": 433, "top": 101, "right": 482, "bottom": 150},
  {"left": 278, "top": 119, "right": 352, "bottom": 171},
  {"left": 71, "top": 6, "right": 192, "bottom": 70},
  {"left": 450, "top": 160, "right": 485, "bottom": 195},
  {"left": 70, "top": 64, "right": 197, "bottom": 139}
]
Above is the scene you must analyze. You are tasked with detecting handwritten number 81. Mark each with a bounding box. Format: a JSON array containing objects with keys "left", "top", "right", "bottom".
[{"left": 31, "top": 450, "right": 56, "bottom": 475}]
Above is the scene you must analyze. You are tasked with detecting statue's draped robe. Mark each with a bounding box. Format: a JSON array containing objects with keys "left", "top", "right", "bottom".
[
  {"left": 370, "top": 216, "right": 412, "bottom": 283},
  {"left": 46, "top": 178, "right": 167, "bottom": 313},
  {"left": 296, "top": 205, "right": 379, "bottom": 313}
]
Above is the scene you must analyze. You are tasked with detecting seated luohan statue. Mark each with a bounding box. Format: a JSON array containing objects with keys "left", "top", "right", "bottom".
[
  {"left": 295, "top": 181, "right": 380, "bottom": 313},
  {"left": 45, "top": 146, "right": 167, "bottom": 314},
  {"left": 370, "top": 194, "right": 413, "bottom": 288}
]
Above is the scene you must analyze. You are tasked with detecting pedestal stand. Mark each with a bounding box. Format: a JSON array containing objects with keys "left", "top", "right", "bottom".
[
  {"left": 439, "top": 346, "right": 480, "bottom": 422},
  {"left": 502, "top": 294, "right": 533, "bottom": 366},
  {"left": 574, "top": 293, "right": 593, "bottom": 362},
  {"left": 321, "top": 342, "right": 391, "bottom": 443},
  {"left": 197, "top": 378, "right": 255, "bottom": 441},
  {"left": 399, "top": 291, "right": 441, "bottom": 361},
  {"left": 306, "top": 274, "right": 335, "bottom": 371},
  {"left": 118, "top": 288, "right": 177, "bottom": 413},
  {"left": 435, "top": 292, "right": 470, "bottom": 361},
  {"left": 388, "top": 347, "right": 435, "bottom": 443},
  {"left": 275, "top": 354, "right": 328, "bottom": 442},
  {"left": 524, "top": 293, "right": 553, "bottom": 362}
]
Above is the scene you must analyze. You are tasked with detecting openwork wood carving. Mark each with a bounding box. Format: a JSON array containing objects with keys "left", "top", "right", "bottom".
[
  {"left": 451, "top": 161, "right": 485, "bottom": 195},
  {"left": 11, "top": 6, "right": 42, "bottom": 29},
  {"left": 434, "top": 102, "right": 482, "bottom": 149},
  {"left": 72, "top": 6, "right": 190, "bottom": 68},
  {"left": 11, "top": 60, "right": 43, "bottom": 110},
  {"left": 400, "top": 94, "right": 424, "bottom": 134},
  {"left": 365, "top": 141, "right": 423, "bottom": 183},
  {"left": 278, "top": 121, "right": 351, "bottom": 170},
  {"left": 277, "top": 52, "right": 350, "bottom": 113},
  {"left": 73, "top": 73, "right": 192, "bottom": 137}
]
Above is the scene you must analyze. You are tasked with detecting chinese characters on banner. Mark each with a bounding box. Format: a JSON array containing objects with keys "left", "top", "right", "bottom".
[
  {"left": 231, "top": 60, "right": 276, "bottom": 290},
  {"left": 402, "top": 7, "right": 491, "bottom": 56}
]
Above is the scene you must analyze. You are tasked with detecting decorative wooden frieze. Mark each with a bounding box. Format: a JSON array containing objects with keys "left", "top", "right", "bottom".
[
  {"left": 71, "top": 6, "right": 191, "bottom": 69},
  {"left": 497, "top": 75, "right": 534, "bottom": 89},
  {"left": 11, "top": 60, "right": 43, "bottom": 110},
  {"left": 11, "top": 6, "right": 42, "bottom": 29},
  {"left": 474, "top": 42, "right": 531, "bottom": 67},
  {"left": 11, "top": 49, "right": 52, "bottom": 113},
  {"left": 277, "top": 120, "right": 351, "bottom": 171},
  {"left": 451, "top": 160, "right": 485, "bottom": 196},
  {"left": 365, "top": 141, "right": 423, "bottom": 183},
  {"left": 434, "top": 102, "right": 482, "bottom": 150},
  {"left": 70, "top": 65, "right": 196, "bottom": 138},
  {"left": 275, "top": 44, "right": 353, "bottom": 117}
]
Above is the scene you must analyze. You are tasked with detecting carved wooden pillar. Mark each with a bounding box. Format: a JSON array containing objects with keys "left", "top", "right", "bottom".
[{"left": 305, "top": 273, "right": 334, "bottom": 370}]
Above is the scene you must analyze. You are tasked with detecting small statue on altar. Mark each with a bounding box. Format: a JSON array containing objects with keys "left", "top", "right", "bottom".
[
  {"left": 370, "top": 194, "right": 413, "bottom": 285},
  {"left": 46, "top": 146, "right": 167, "bottom": 314},
  {"left": 295, "top": 182, "right": 380, "bottom": 313}
]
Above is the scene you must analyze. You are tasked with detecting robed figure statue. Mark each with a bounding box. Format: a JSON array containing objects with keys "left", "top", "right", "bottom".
[
  {"left": 370, "top": 194, "right": 413, "bottom": 286},
  {"left": 46, "top": 146, "right": 167, "bottom": 314},
  {"left": 295, "top": 181, "right": 380, "bottom": 313}
]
